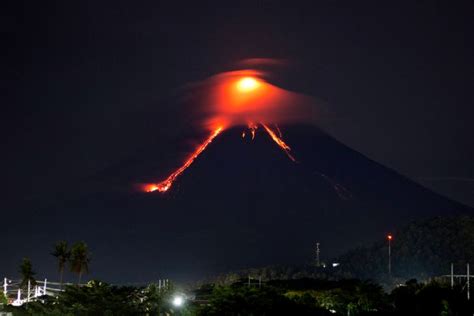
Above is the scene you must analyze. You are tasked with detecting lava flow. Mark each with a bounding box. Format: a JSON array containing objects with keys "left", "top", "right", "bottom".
[
  {"left": 145, "top": 122, "right": 296, "bottom": 193},
  {"left": 261, "top": 123, "right": 296, "bottom": 162},
  {"left": 145, "top": 126, "right": 223, "bottom": 193},
  {"left": 143, "top": 70, "right": 306, "bottom": 193}
]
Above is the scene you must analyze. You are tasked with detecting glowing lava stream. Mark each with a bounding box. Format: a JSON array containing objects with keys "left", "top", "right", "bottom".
[
  {"left": 146, "top": 126, "right": 223, "bottom": 193},
  {"left": 261, "top": 124, "right": 296, "bottom": 162},
  {"left": 145, "top": 74, "right": 303, "bottom": 193},
  {"left": 146, "top": 123, "right": 296, "bottom": 193}
]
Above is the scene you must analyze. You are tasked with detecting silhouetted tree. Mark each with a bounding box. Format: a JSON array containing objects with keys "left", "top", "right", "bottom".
[
  {"left": 51, "top": 241, "right": 70, "bottom": 290},
  {"left": 19, "top": 258, "right": 36, "bottom": 289},
  {"left": 69, "top": 241, "right": 90, "bottom": 284}
]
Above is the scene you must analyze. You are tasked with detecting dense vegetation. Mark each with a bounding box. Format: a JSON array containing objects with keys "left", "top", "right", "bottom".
[
  {"left": 2, "top": 278, "right": 473, "bottom": 315},
  {"left": 1, "top": 280, "right": 177, "bottom": 316},
  {"left": 211, "top": 216, "right": 474, "bottom": 285},
  {"left": 3, "top": 216, "right": 473, "bottom": 314},
  {"left": 195, "top": 278, "right": 388, "bottom": 315},
  {"left": 336, "top": 215, "right": 474, "bottom": 281},
  {"left": 194, "top": 278, "right": 474, "bottom": 315}
]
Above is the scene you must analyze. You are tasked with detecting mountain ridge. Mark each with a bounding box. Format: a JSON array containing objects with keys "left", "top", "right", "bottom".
[{"left": 1, "top": 125, "right": 470, "bottom": 283}]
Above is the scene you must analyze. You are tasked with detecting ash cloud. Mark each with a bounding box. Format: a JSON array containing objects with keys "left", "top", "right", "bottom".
[{"left": 182, "top": 60, "right": 321, "bottom": 131}]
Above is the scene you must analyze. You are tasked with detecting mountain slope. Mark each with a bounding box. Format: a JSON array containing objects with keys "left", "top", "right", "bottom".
[
  {"left": 2, "top": 125, "right": 470, "bottom": 283},
  {"left": 335, "top": 215, "right": 474, "bottom": 281}
]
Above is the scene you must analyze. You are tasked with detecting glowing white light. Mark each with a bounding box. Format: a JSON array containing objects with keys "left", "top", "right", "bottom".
[
  {"left": 236, "top": 77, "right": 260, "bottom": 92},
  {"left": 172, "top": 295, "right": 184, "bottom": 307}
]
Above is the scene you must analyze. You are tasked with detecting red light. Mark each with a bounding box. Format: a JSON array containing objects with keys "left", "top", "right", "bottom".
[{"left": 387, "top": 235, "right": 393, "bottom": 240}]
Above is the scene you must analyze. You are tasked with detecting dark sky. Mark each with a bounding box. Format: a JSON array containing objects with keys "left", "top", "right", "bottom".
[{"left": 2, "top": 1, "right": 473, "bottom": 282}]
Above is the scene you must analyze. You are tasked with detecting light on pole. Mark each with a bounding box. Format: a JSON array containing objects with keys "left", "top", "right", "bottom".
[
  {"left": 172, "top": 295, "right": 184, "bottom": 307},
  {"left": 172, "top": 294, "right": 185, "bottom": 315},
  {"left": 387, "top": 234, "right": 393, "bottom": 276}
]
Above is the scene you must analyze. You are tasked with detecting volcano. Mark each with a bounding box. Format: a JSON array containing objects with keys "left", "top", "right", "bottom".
[{"left": 3, "top": 126, "right": 471, "bottom": 283}]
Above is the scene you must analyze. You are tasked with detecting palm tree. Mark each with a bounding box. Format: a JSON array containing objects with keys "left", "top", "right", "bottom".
[
  {"left": 19, "top": 258, "right": 36, "bottom": 289},
  {"left": 69, "top": 241, "right": 90, "bottom": 285},
  {"left": 51, "top": 241, "right": 70, "bottom": 290}
]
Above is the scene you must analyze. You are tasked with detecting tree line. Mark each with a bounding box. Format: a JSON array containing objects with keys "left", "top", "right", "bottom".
[
  {"left": 210, "top": 215, "right": 474, "bottom": 287},
  {"left": 19, "top": 240, "right": 91, "bottom": 290}
]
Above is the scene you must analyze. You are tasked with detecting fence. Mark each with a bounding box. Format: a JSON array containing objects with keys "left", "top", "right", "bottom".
[
  {"left": 2, "top": 277, "right": 67, "bottom": 306},
  {"left": 2, "top": 278, "right": 172, "bottom": 306}
]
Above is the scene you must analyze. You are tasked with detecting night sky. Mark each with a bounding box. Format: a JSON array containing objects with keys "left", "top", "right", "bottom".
[{"left": 2, "top": 2, "right": 473, "bottom": 283}]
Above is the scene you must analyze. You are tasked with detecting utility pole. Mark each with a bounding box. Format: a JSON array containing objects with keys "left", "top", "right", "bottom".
[
  {"left": 451, "top": 263, "right": 454, "bottom": 289},
  {"left": 316, "top": 243, "right": 320, "bottom": 267},
  {"left": 3, "top": 278, "right": 7, "bottom": 297},
  {"left": 387, "top": 234, "right": 393, "bottom": 276},
  {"left": 467, "top": 263, "right": 470, "bottom": 301},
  {"left": 27, "top": 280, "right": 31, "bottom": 302}
]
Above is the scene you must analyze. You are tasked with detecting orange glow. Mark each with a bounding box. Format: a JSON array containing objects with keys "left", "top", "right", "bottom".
[
  {"left": 236, "top": 77, "right": 260, "bottom": 92},
  {"left": 146, "top": 126, "right": 223, "bottom": 193},
  {"left": 387, "top": 235, "right": 393, "bottom": 240},
  {"left": 248, "top": 122, "right": 258, "bottom": 140},
  {"left": 198, "top": 68, "right": 314, "bottom": 133},
  {"left": 141, "top": 64, "right": 317, "bottom": 193},
  {"left": 205, "top": 70, "right": 283, "bottom": 125},
  {"left": 144, "top": 184, "right": 159, "bottom": 193},
  {"left": 145, "top": 123, "right": 298, "bottom": 193},
  {"left": 261, "top": 124, "right": 296, "bottom": 162}
]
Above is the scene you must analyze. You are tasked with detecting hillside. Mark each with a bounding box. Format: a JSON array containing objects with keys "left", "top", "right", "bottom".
[
  {"left": 335, "top": 215, "right": 474, "bottom": 281},
  {"left": 211, "top": 215, "right": 474, "bottom": 284},
  {"left": 1, "top": 126, "right": 471, "bottom": 282}
]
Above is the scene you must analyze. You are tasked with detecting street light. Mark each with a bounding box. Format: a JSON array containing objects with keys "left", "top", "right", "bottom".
[
  {"left": 387, "top": 234, "right": 393, "bottom": 276},
  {"left": 172, "top": 295, "right": 184, "bottom": 307}
]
